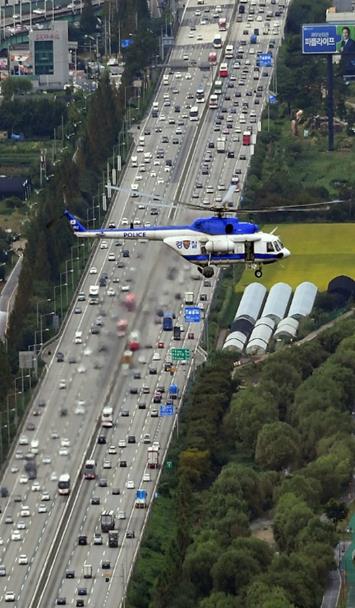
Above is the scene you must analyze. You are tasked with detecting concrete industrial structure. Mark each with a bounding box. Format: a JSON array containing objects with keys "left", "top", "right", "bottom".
[{"left": 29, "top": 20, "right": 69, "bottom": 88}]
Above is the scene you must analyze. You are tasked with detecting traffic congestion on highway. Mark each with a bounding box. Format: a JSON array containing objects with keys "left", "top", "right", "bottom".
[{"left": 0, "top": 0, "right": 288, "bottom": 605}]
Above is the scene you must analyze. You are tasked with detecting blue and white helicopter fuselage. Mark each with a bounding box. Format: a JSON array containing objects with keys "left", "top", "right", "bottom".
[{"left": 65, "top": 211, "right": 290, "bottom": 278}]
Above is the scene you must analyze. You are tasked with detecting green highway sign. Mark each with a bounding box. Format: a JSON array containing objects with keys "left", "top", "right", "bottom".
[
  {"left": 170, "top": 348, "right": 191, "bottom": 361},
  {"left": 166, "top": 461, "right": 173, "bottom": 469}
]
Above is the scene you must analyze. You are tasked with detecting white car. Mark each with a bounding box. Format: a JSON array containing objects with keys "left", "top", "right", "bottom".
[
  {"left": 10, "top": 466, "right": 19, "bottom": 474},
  {"left": 19, "top": 475, "right": 28, "bottom": 484},
  {"left": 118, "top": 440, "right": 126, "bottom": 448},
  {"left": 89, "top": 266, "right": 98, "bottom": 274},
  {"left": 74, "top": 405, "right": 85, "bottom": 415},
  {"left": 59, "top": 379, "right": 66, "bottom": 389},
  {"left": 41, "top": 492, "right": 50, "bottom": 501},
  {"left": 38, "top": 504, "right": 47, "bottom": 514},
  {"left": 20, "top": 506, "right": 30, "bottom": 517},
  {"left": 4, "top": 592, "right": 15, "bottom": 602},
  {"left": 61, "top": 438, "right": 70, "bottom": 447},
  {"left": 121, "top": 285, "right": 130, "bottom": 292},
  {"left": 17, "top": 521, "right": 26, "bottom": 530},
  {"left": 42, "top": 456, "right": 51, "bottom": 465},
  {"left": 11, "top": 531, "right": 22, "bottom": 541},
  {"left": 19, "top": 435, "right": 29, "bottom": 446},
  {"left": 18, "top": 554, "right": 28, "bottom": 565},
  {"left": 15, "top": 450, "right": 24, "bottom": 460},
  {"left": 159, "top": 114, "right": 166, "bottom": 122},
  {"left": 118, "top": 511, "right": 126, "bottom": 519},
  {"left": 77, "top": 365, "right": 86, "bottom": 374},
  {"left": 59, "top": 447, "right": 69, "bottom": 457},
  {"left": 107, "top": 288, "right": 116, "bottom": 297},
  {"left": 185, "top": 72, "right": 192, "bottom": 79},
  {"left": 152, "top": 352, "right": 161, "bottom": 361},
  {"left": 31, "top": 481, "right": 41, "bottom": 492},
  {"left": 143, "top": 472, "right": 151, "bottom": 482},
  {"left": 103, "top": 460, "right": 112, "bottom": 469},
  {"left": 152, "top": 441, "right": 160, "bottom": 450},
  {"left": 121, "top": 217, "right": 129, "bottom": 225},
  {"left": 108, "top": 253, "right": 116, "bottom": 261},
  {"left": 50, "top": 471, "right": 58, "bottom": 482},
  {"left": 143, "top": 433, "right": 151, "bottom": 444},
  {"left": 126, "top": 480, "right": 135, "bottom": 489},
  {"left": 108, "top": 445, "right": 117, "bottom": 454},
  {"left": 94, "top": 533, "right": 103, "bottom": 545},
  {"left": 100, "top": 241, "right": 108, "bottom": 249}
]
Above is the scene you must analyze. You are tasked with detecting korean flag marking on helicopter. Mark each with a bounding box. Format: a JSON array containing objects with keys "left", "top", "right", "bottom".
[{"left": 183, "top": 240, "right": 190, "bottom": 250}]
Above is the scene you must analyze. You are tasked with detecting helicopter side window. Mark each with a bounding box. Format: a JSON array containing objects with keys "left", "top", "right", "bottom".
[
  {"left": 225, "top": 223, "right": 233, "bottom": 234},
  {"left": 274, "top": 241, "right": 281, "bottom": 252},
  {"left": 266, "top": 242, "right": 275, "bottom": 252}
]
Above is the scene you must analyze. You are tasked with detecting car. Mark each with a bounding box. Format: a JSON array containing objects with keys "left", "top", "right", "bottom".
[
  {"left": 31, "top": 481, "right": 41, "bottom": 492},
  {"left": 17, "top": 520, "right": 26, "bottom": 529},
  {"left": 91, "top": 496, "right": 100, "bottom": 505},
  {"left": 112, "top": 487, "right": 120, "bottom": 495},
  {"left": 143, "top": 472, "right": 151, "bottom": 482},
  {"left": 102, "top": 561, "right": 111, "bottom": 569},
  {"left": 65, "top": 570, "right": 75, "bottom": 579},
  {"left": 118, "top": 439, "right": 126, "bottom": 449},
  {"left": 18, "top": 554, "right": 28, "bottom": 565},
  {"left": 108, "top": 445, "right": 118, "bottom": 454},
  {"left": 59, "top": 447, "right": 69, "bottom": 457},
  {"left": 120, "top": 409, "right": 129, "bottom": 417},
  {"left": 11, "top": 530, "right": 22, "bottom": 541},
  {"left": 89, "top": 266, "right": 97, "bottom": 274},
  {"left": 138, "top": 402, "right": 146, "bottom": 409},
  {"left": 19, "top": 435, "right": 29, "bottom": 446},
  {"left": 5, "top": 516, "right": 13, "bottom": 524},
  {"left": 126, "top": 530, "right": 135, "bottom": 539},
  {"left": 59, "top": 379, "right": 67, "bottom": 389},
  {"left": 19, "top": 475, "right": 29, "bottom": 484},
  {"left": 108, "top": 253, "right": 116, "bottom": 262},
  {"left": 38, "top": 503, "right": 47, "bottom": 513},
  {"left": 118, "top": 510, "right": 126, "bottom": 520},
  {"left": 151, "top": 409, "right": 159, "bottom": 417},
  {"left": 126, "top": 480, "right": 135, "bottom": 489},
  {"left": 94, "top": 533, "right": 103, "bottom": 545},
  {"left": 4, "top": 592, "right": 15, "bottom": 602},
  {"left": 41, "top": 492, "right": 50, "bottom": 501},
  {"left": 98, "top": 478, "right": 107, "bottom": 487},
  {"left": 13, "top": 494, "right": 22, "bottom": 503},
  {"left": 74, "top": 306, "right": 82, "bottom": 314},
  {"left": 120, "top": 460, "right": 127, "bottom": 468},
  {"left": 78, "top": 535, "right": 87, "bottom": 545},
  {"left": 103, "top": 460, "right": 112, "bottom": 469}
]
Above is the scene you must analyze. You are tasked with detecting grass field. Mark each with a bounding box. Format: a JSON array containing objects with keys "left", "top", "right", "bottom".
[{"left": 237, "top": 223, "right": 355, "bottom": 292}]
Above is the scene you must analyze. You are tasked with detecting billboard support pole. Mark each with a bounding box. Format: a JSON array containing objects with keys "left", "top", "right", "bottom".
[{"left": 327, "top": 55, "right": 334, "bottom": 152}]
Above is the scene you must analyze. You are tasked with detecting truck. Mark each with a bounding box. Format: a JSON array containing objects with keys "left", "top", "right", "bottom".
[
  {"left": 147, "top": 446, "right": 160, "bottom": 469},
  {"left": 123, "top": 292, "right": 136, "bottom": 312},
  {"left": 218, "top": 17, "right": 227, "bottom": 31},
  {"left": 128, "top": 330, "right": 140, "bottom": 352},
  {"left": 121, "top": 350, "right": 133, "bottom": 371},
  {"left": 101, "top": 511, "right": 115, "bottom": 533},
  {"left": 89, "top": 285, "right": 100, "bottom": 305},
  {"left": 24, "top": 460, "right": 37, "bottom": 480},
  {"left": 135, "top": 489, "right": 147, "bottom": 509},
  {"left": 117, "top": 319, "right": 128, "bottom": 337},
  {"left": 108, "top": 530, "right": 119, "bottom": 547},
  {"left": 83, "top": 564, "right": 92, "bottom": 579},
  {"left": 216, "top": 136, "right": 226, "bottom": 153},
  {"left": 184, "top": 291, "right": 194, "bottom": 305}
]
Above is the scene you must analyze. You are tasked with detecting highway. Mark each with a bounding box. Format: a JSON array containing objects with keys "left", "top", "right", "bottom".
[{"left": 0, "top": 0, "right": 289, "bottom": 606}]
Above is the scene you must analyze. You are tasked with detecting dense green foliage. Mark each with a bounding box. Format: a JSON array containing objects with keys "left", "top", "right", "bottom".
[
  {"left": 0, "top": 97, "right": 67, "bottom": 138},
  {"left": 127, "top": 319, "right": 355, "bottom": 608}
]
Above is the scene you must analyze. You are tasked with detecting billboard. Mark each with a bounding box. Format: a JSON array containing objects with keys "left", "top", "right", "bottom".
[{"left": 302, "top": 23, "right": 355, "bottom": 77}]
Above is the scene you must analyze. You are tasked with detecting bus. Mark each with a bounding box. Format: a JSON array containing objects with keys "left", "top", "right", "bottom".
[
  {"left": 58, "top": 473, "right": 70, "bottom": 496},
  {"left": 209, "top": 94, "right": 218, "bottom": 109},
  {"left": 219, "top": 62, "right": 229, "bottom": 78},
  {"left": 83, "top": 459, "right": 96, "bottom": 479},
  {"left": 214, "top": 80, "right": 223, "bottom": 95},
  {"left": 101, "top": 406, "right": 113, "bottom": 427},
  {"left": 189, "top": 106, "right": 199, "bottom": 121},
  {"left": 196, "top": 86, "right": 205, "bottom": 103},
  {"left": 162, "top": 312, "right": 174, "bottom": 331}
]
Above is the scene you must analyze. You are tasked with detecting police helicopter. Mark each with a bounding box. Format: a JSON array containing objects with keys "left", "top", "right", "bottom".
[{"left": 63, "top": 187, "right": 341, "bottom": 278}]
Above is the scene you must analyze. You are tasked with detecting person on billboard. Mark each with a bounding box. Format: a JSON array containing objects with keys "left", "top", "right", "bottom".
[{"left": 339, "top": 26, "right": 355, "bottom": 79}]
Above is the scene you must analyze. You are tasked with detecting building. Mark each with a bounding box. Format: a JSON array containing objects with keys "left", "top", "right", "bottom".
[{"left": 29, "top": 21, "right": 69, "bottom": 89}]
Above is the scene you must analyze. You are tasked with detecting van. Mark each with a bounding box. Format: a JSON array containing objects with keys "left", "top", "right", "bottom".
[
  {"left": 74, "top": 331, "right": 82, "bottom": 344},
  {"left": 138, "top": 135, "right": 145, "bottom": 146},
  {"left": 30, "top": 439, "right": 39, "bottom": 455},
  {"left": 225, "top": 44, "right": 234, "bottom": 59},
  {"left": 163, "top": 74, "right": 169, "bottom": 85},
  {"left": 131, "top": 156, "right": 138, "bottom": 168}
]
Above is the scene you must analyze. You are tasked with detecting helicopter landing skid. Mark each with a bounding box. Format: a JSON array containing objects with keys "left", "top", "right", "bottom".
[{"left": 198, "top": 266, "right": 214, "bottom": 278}]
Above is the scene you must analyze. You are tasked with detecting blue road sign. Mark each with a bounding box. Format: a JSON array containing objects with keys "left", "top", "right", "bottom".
[
  {"left": 302, "top": 24, "right": 338, "bottom": 54},
  {"left": 184, "top": 306, "right": 201, "bottom": 323},
  {"left": 121, "top": 38, "right": 134, "bottom": 49},
  {"left": 268, "top": 94, "right": 278, "bottom": 104},
  {"left": 159, "top": 405, "right": 175, "bottom": 417},
  {"left": 259, "top": 53, "right": 273, "bottom": 67}
]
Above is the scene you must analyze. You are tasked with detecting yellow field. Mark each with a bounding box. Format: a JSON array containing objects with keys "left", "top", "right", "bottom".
[{"left": 237, "top": 223, "right": 355, "bottom": 292}]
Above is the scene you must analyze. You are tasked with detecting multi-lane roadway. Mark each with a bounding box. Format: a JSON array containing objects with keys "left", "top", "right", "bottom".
[{"left": 0, "top": 0, "right": 288, "bottom": 605}]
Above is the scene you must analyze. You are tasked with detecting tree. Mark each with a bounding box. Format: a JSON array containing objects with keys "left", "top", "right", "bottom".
[
  {"left": 325, "top": 498, "right": 348, "bottom": 523},
  {"left": 1, "top": 77, "right": 32, "bottom": 101},
  {"left": 80, "top": 0, "right": 97, "bottom": 34},
  {"left": 273, "top": 493, "right": 314, "bottom": 551},
  {"left": 255, "top": 422, "right": 300, "bottom": 471},
  {"left": 183, "top": 540, "right": 219, "bottom": 596},
  {"left": 199, "top": 592, "right": 239, "bottom": 608},
  {"left": 246, "top": 581, "right": 296, "bottom": 608}
]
